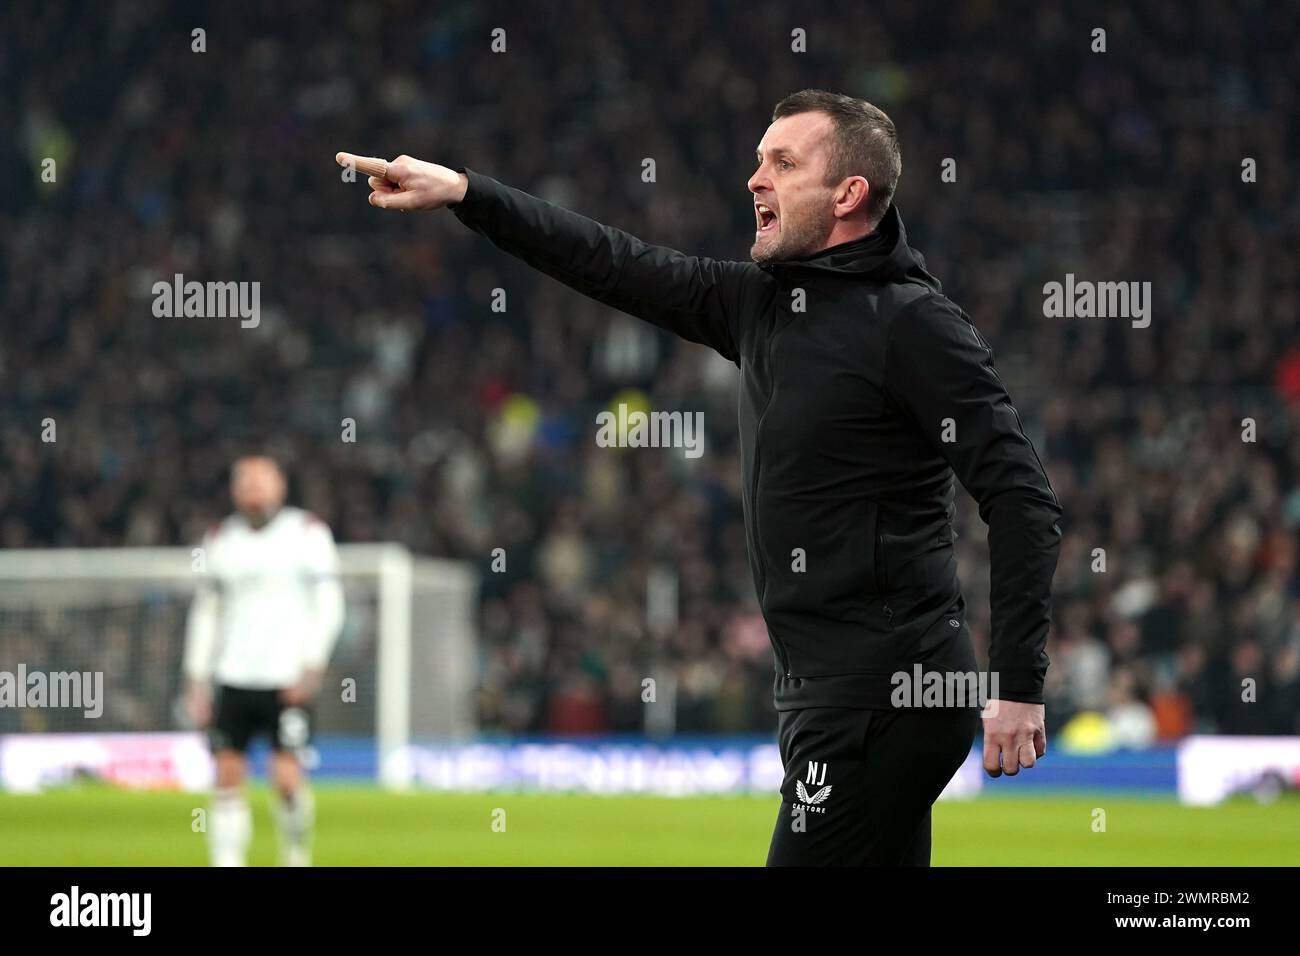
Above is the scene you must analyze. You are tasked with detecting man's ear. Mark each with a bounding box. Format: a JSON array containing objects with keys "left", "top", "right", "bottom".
[{"left": 833, "top": 177, "right": 871, "bottom": 219}]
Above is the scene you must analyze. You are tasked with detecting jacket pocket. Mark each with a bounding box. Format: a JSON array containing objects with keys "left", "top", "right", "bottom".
[
  {"left": 872, "top": 512, "right": 895, "bottom": 630},
  {"left": 873, "top": 519, "right": 887, "bottom": 594},
  {"left": 865, "top": 499, "right": 881, "bottom": 595},
  {"left": 760, "top": 496, "right": 883, "bottom": 618}
]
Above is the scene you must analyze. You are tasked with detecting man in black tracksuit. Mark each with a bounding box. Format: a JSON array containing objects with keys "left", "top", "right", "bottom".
[{"left": 337, "top": 88, "right": 1063, "bottom": 866}]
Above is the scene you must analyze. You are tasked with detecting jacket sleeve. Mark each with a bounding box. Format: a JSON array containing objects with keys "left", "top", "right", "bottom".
[
  {"left": 883, "top": 295, "right": 1063, "bottom": 703},
  {"left": 450, "top": 168, "right": 748, "bottom": 362}
]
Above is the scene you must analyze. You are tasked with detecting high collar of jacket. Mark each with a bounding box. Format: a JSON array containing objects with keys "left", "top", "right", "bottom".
[{"left": 757, "top": 205, "right": 941, "bottom": 292}]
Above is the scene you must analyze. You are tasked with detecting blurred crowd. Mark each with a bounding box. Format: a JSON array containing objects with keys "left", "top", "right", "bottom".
[{"left": 2, "top": 0, "right": 1298, "bottom": 741}]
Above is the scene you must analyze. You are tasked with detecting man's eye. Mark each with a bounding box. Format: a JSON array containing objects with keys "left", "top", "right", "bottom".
[{"left": 780, "top": 160, "right": 793, "bottom": 170}]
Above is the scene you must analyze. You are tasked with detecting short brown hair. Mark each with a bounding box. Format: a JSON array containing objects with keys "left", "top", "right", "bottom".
[{"left": 772, "top": 89, "right": 901, "bottom": 228}]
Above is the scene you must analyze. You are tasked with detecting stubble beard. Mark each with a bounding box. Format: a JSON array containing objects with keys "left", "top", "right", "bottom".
[{"left": 749, "top": 207, "right": 831, "bottom": 264}]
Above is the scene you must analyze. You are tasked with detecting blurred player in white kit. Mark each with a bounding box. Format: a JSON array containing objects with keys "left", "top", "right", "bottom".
[{"left": 182, "top": 456, "right": 345, "bottom": 866}]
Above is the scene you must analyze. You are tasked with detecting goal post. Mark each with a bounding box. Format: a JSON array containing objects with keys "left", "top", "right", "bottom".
[{"left": 0, "top": 545, "right": 478, "bottom": 790}]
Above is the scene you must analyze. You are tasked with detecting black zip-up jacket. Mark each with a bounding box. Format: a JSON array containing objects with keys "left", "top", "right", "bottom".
[{"left": 451, "top": 169, "right": 1063, "bottom": 708}]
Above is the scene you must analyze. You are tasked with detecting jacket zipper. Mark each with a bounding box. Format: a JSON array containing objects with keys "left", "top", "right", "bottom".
[
  {"left": 752, "top": 452, "right": 789, "bottom": 676},
  {"left": 752, "top": 313, "right": 796, "bottom": 677}
]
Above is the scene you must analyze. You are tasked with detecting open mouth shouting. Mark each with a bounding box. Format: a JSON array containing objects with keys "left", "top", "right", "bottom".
[{"left": 755, "top": 201, "right": 779, "bottom": 237}]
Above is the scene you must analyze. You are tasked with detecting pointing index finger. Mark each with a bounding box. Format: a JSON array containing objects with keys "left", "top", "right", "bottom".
[{"left": 335, "top": 152, "right": 390, "bottom": 181}]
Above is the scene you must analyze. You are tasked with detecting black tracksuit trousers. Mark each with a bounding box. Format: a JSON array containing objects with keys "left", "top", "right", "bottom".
[{"left": 766, "top": 704, "right": 981, "bottom": 866}]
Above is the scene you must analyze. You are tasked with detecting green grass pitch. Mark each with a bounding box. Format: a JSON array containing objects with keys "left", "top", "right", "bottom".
[{"left": 0, "top": 786, "right": 1294, "bottom": 866}]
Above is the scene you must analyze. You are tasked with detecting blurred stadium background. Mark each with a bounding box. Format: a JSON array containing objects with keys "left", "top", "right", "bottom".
[{"left": 0, "top": 0, "right": 1298, "bottom": 864}]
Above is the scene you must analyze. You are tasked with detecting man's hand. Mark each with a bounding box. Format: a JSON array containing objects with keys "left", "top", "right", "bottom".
[
  {"left": 186, "top": 680, "right": 212, "bottom": 729},
  {"left": 335, "top": 152, "right": 468, "bottom": 210},
  {"left": 981, "top": 699, "right": 1046, "bottom": 777},
  {"left": 280, "top": 668, "right": 323, "bottom": 707}
]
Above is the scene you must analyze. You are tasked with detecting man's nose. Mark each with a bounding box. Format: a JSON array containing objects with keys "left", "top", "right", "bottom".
[{"left": 748, "top": 169, "right": 771, "bottom": 196}]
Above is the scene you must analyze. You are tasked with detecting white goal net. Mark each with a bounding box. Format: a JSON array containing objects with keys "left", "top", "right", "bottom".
[{"left": 0, "top": 545, "right": 478, "bottom": 789}]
